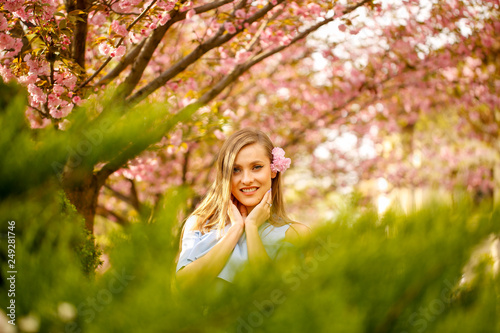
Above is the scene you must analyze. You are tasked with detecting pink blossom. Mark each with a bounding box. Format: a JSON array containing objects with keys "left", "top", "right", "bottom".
[
  {"left": 290, "top": 2, "right": 305, "bottom": 16},
  {"left": 26, "top": 107, "right": 51, "bottom": 129},
  {"left": 270, "top": 0, "right": 278, "bottom": 5},
  {"left": 8, "top": 38, "right": 22, "bottom": 57},
  {"left": 11, "top": 5, "right": 28, "bottom": 22},
  {"left": 235, "top": 50, "right": 252, "bottom": 64},
  {"left": 50, "top": 105, "right": 73, "bottom": 119},
  {"left": 99, "top": 42, "right": 111, "bottom": 56},
  {"left": 113, "top": 45, "right": 126, "bottom": 58},
  {"left": 128, "top": 31, "right": 142, "bottom": 43},
  {"left": 0, "top": 33, "right": 16, "bottom": 51},
  {"left": 62, "top": 74, "right": 77, "bottom": 89},
  {"left": 333, "top": 3, "right": 345, "bottom": 18},
  {"left": 53, "top": 84, "right": 65, "bottom": 95},
  {"left": 61, "top": 35, "right": 71, "bottom": 46},
  {"left": 54, "top": 72, "right": 77, "bottom": 90},
  {"left": 279, "top": 35, "right": 292, "bottom": 46},
  {"left": 159, "top": 13, "right": 171, "bottom": 26},
  {"left": 24, "top": 54, "right": 50, "bottom": 76},
  {"left": 167, "top": 81, "right": 179, "bottom": 91},
  {"left": 54, "top": 72, "right": 64, "bottom": 84},
  {"left": 235, "top": 9, "right": 246, "bottom": 19},
  {"left": 441, "top": 67, "right": 458, "bottom": 81},
  {"left": 214, "top": 129, "right": 225, "bottom": 140},
  {"left": 186, "top": 9, "right": 196, "bottom": 20},
  {"left": 18, "top": 74, "right": 37, "bottom": 85},
  {"left": 270, "top": 147, "right": 291, "bottom": 173},
  {"left": 307, "top": 3, "right": 321, "bottom": 16},
  {"left": 0, "top": 14, "right": 8, "bottom": 31},
  {"left": 89, "top": 11, "right": 106, "bottom": 26},
  {"left": 338, "top": 24, "right": 347, "bottom": 32},
  {"left": 72, "top": 95, "right": 83, "bottom": 106},
  {"left": 40, "top": 0, "right": 57, "bottom": 20},
  {"left": 3, "top": 0, "right": 23, "bottom": 13},
  {"left": 118, "top": 0, "right": 141, "bottom": 11},
  {"left": 224, "top": 22, "right": 236, "bottom": 34},
  {"left": 27, "top": 84, "right": 45, "bottom": 104},
  {"left": 49, "top": 97, "right": 73, "bottom": 119},
  {"left": 157, "top": 0, "right": 175, "bottom": 11},
  {"left": 170, "top": 129, "right": 183, "bottom": 146},
  {"left": 0, "top": 64, "right": 14, "bottom": 82},
  {"left": 47, "top": 93, "right": 61, "bottom": 109},
  {"left": 221, "top": 58, "right": 236, "bottom": 71},
  {"left": 187, "top": 77, "right": 198, "bottom": 90},
  {"left": 112, "top": 20, "right": 128, "bottom": 36}
]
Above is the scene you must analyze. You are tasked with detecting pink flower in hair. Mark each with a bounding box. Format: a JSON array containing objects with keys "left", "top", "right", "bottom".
[{"left": 270, "top": 147, "right": 291, "bottom": 173}]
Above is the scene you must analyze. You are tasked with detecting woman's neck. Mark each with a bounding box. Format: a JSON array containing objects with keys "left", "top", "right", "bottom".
[{"left": 245, "top": 205, "right": 256, "bottom": 215}]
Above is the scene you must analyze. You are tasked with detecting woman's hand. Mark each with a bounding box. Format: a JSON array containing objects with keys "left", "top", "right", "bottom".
[
  {"left": 245, "top": 189, "right": 272, "bottom": 230},
  {"left": 228, "top": 195, "right": 246, "bottom": 228}
]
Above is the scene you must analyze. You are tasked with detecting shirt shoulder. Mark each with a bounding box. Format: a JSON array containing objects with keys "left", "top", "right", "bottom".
[
  {"left": 285, "top": 222, "right": 311, "bottom": 244},
  {"left": 184, "top": 215, "right": 200, "bottom": 232}
]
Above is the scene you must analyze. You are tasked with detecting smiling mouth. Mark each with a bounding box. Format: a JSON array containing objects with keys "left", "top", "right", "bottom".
[{"left": 241, "top": 187, "right": 258, "bottom": 193}]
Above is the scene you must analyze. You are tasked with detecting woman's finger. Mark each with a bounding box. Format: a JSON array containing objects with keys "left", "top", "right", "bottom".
[
  {"left": 228, "top": 202, "right": 235, "bottom": 218},
  {"left": 264, "top": 189, "right": 271, "bottom": 206},
  {"left": 259, "top": 189, "right": 268, "bottom": 205}
]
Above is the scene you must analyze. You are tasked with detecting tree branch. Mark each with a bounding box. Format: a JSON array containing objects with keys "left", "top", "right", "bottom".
[
  {"left": 181, "top": 148, "right": 191, "bottom": 185},
  {"left": 245, "top": 8, "right": 282, "bottom": 51},
  {"left": 96, "top": 205, "right": 129, "bottom": 226},
  {"left": 104, "top": 183, "right": 141, "bottom": 211},
  {"left": 126, "top": 0, "right": 286, "bottom": 106},
  {"left": 95, "top": 39, "right": 146, "bottom": 87},
  {"left": 173, "top": 0, "right": 235, "bottom": 23},
  {"left": 116, "top": 0, "right": 236, "bottom": 99},
  {"left": 95, "top": 102, "right": 201, "bottom": 186},
  {"left": 72, "top": 0, "right": 89, "bottom": 69},
  {"left": 195, "top": 0, "right": 373, "bottom": 106},
  {"left": 77, "top": 0, "right": 157, "bottom": 90},
  {"left": 248, "top": 0, "right": 373, "bottom": 69},
  {"left": 128, "top": 178, "right": 141, "bottom": 212}
]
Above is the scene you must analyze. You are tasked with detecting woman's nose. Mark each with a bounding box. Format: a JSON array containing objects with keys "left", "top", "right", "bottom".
[{"left": 242, "top": 170, "right": 254, "bottom": 184}]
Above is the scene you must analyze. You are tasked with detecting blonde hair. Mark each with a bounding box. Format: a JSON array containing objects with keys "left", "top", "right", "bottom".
[{"left": 188, "top": 128, "right": 292, "bottom": 237}]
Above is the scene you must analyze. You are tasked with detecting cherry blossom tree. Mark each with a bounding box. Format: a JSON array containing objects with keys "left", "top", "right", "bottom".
[
  {"left": 2, "top": 0, "right": 498, "bottom": 230},
  {"left": 1, "top": 0, "right": 380, "bottom": 231},
  {"left": 211, "top": 0, "right": 500, "bottom": 208}
]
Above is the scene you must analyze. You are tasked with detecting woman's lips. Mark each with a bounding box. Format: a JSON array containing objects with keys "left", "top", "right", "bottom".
[{"left": 240, "top": 187, "right": 259, "bottom": 195}]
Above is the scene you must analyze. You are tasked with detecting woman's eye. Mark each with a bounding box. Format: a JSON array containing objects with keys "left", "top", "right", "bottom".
[
  {"left": 233, "top": 168, "right": 241, "bottom": 173},
  {"left": 254, "top": 165, "right": 263, "bottom": 170}
]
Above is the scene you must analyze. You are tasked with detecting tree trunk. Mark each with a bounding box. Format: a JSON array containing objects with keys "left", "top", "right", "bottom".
[
  {"left": 62, "top": 166, "right": 101, "bottom": 233},
  {"left": 73, "top": 0, "right": 89, "bottom": 69}
]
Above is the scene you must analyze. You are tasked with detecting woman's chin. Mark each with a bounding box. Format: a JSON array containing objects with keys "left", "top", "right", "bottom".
[{"left": 238, "top": 198, "right": 259, "bottom": 208}]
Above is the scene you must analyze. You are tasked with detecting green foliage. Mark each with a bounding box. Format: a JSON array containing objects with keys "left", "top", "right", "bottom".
[
  {"left": 0, "top": 79, "right": 499, "bottom": 332},
  {"left": 60, "top": 192, "right": 102, "bottom": 276},
  {"left": 3, "top": 186, "right": 499, "bottom": 332}
]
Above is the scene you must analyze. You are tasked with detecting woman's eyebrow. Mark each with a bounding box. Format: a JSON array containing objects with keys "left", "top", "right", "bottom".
[{"left": 233, "top": 160, "right": 265, "bottom": 167}]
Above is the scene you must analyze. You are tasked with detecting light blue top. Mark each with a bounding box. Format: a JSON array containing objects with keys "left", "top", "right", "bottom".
[{"left": 176, "top": 215, "right": 292, "bottom": 283}]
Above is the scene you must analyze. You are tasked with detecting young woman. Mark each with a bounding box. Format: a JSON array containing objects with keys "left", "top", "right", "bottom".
[{"left": 176, "top": 128, "right": 310, "bottom": 290}]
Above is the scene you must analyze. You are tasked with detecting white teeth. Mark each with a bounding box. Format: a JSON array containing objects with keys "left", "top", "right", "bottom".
[{"left": 241, "top": 188, "right": 257, "bottom": 193}]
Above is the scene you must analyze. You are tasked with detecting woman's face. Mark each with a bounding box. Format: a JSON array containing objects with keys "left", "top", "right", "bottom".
[{"left": 230, "top": 143, "right": 276, "bottom": 211}]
